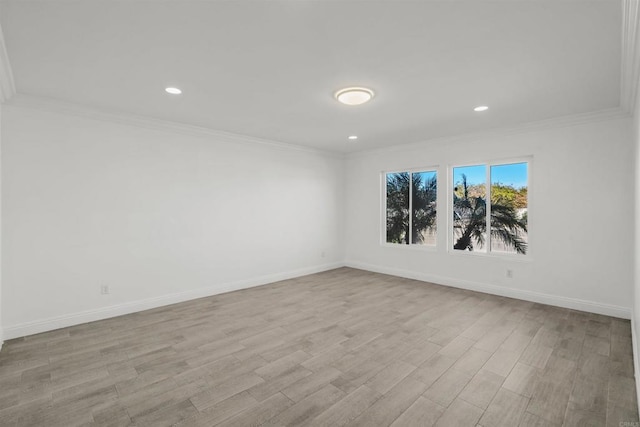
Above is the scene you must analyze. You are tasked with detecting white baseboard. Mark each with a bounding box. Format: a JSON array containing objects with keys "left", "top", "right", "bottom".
[
  {"left": 345, "top": 260, "right": 631, "bottom": 319},
  {"left": 2, "top": 262, "right": 344, "bottom": 340},
  {"left": 632, "top": 312, "right": 640, "bottom": 413},
  {"left": 3, "top": 261, "right": 630, "bottom": 340}
]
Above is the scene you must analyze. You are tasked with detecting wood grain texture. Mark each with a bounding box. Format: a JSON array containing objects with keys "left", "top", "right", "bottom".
[{"left": 0, "top": 267, "right": 636, "bottom": 426}]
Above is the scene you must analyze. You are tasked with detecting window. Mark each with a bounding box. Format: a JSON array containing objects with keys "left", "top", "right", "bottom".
[
  {"left": 385, "top": 170, "right": 437, "bottom": 245},
  {"left": 452, "top": 161, "right": 528, "bottom": 255}
]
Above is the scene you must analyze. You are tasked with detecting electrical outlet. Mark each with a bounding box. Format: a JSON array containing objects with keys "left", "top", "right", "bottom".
[
  {"left": 100, "top": 285, "right": 110, "bottom": 295},
  {"left": 505, "top": 269, "right": 513, "bottom": 279}
]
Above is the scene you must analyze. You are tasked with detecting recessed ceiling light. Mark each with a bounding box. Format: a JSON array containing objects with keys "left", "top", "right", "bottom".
[
  {"left": 335, "top": 87, "right": 374, "bottom": 106},
  {"left": 165, "top": 87, "right": 182, "bottom": 95},
  {"left": 348, "top": 135, "right": 358, "bottom": 140},
  {"left": 474, "top": 105, "right": 489, "bottom": 112}
]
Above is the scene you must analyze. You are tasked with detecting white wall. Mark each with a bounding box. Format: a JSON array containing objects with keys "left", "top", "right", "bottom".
[
  {"left": 1, "top": 103, "right": 344, "bottom": 338},
  {"left": 0, "top": 104, "right": 3, "bottom": 349},
  {"left": 1, "top": 100, "right": 634, "bottom": 342},
  {"left": 345, "top": 116, "right": 634, "bottom": 318},
  {"left": 633, "top": 77, "right": 640, "bottom": 403}
]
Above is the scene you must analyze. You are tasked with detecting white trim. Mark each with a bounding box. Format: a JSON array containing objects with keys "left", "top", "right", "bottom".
[
  {"left": 1, "top": 261, "right": 632, "bottom": 340},
  {"left": 0, "top": 2, "right": 633, "bottom": 151},
  {"left": 0, "top": 21, "right": 16, "bottom": 103},
  {"left": 631, "top": 311, "right": 640, "bottom": 412},
  {"left": 485, "top": 164, "right": 492, "bottom": 253},
  {"left": 409, "top": 172, "right": 413, "bottom": 244},
  {"left": 1, "top": 262, "right": 344, "bottom": 340},
  {"left": 346, "top": 108, "right": 628, "bottom": 158},
  {"left": 381, "top": 168, "right": 439, "bottom": 246},
  {"left": 448, "top": 157, "right": 532, "bottom": 258},
  {"left": 5, "top": 99, "right": 629, "bottom": 161},
  {"left": 5, "top": 94, "right": 341, "bottom": 158},
  {"left": 622, "top": 0, "right": 640, "bottom": 113},
  {"left": 380, "top": 243, "right": 437, "bottom": 252},
  {"left": 345, "top": 260, "right": 631, "bottom": 319},
  {"left": 380, "top": 172, "right": 386, "bottom": 246}
]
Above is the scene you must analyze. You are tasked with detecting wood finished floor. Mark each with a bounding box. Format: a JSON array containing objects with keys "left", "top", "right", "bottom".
[{"left": 0, "top": 267, "right": 637, "bottom": 426}]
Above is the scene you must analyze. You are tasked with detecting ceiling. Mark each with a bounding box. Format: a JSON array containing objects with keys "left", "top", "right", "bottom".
[{"left": 0, "top": 1, "right": 624, "bottom": 153}]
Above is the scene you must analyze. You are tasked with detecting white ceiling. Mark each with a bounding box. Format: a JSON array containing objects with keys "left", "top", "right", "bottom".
[{"left": 0, "top": 1, "right": 623, "bottom": 153}]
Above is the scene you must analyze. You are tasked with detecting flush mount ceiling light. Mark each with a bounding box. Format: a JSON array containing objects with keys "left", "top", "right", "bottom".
[
  {"left": 474, "top": 105, "right": 489, "bottom": 112},
  {"left": 348, "top": 135, "right": 358, "bottom": 140},
  {"left": 165, "top": 87, "right": 182, "bottom": 95},
  {"left": 335, "top": 87, "right": 374, "bottom": 106}
]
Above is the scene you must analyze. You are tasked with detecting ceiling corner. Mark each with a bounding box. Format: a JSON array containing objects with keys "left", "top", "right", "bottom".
[
  {"left": 0, "top": 21, "right": 16, "bottom": 104},
  {"left": 621, "top": 0, "right": 640, "bottom": 114}
]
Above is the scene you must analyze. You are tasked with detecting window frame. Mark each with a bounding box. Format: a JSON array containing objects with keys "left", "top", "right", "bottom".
[
  {"left": 380, "top": 166, "right": 439, "bottom": 249},
  {"left": 448, "top": 156, "right": 532, "bottom": 260}
]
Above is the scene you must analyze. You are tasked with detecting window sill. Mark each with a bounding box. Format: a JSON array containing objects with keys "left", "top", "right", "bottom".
[
  {"left": 447, "top": 248, "right": 532, "bottom": 263},
  {"left": 381, "top": 243, "right": 438, "bottom": 252}
]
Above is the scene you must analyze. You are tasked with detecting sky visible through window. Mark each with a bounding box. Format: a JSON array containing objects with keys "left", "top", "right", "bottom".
[
  {"left": 454, "top": 163, "right": 527, "bottom": 189},
  {"left": 414, "top": 170, "right": 437, "bottom": 184},
  {"left": 491, "top": 163, "right": 527, "bottom": 188},
  {"left": 452, "top": 162, "right": 528, "bottom": 254},
  {"left": 454, "top": 165, "right": 485, "bottom": 188}
]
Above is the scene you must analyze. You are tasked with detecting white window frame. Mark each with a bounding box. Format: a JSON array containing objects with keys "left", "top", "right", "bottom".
[
  {"left": 448, "top": 156, "right": 532, "bottom": 260},
  {"left": 380, "top": 167, "right": 439, "bottom": 249}
]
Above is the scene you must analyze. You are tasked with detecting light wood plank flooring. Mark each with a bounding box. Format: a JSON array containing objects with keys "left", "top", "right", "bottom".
[{"left": 0, "top": 267, "right": 637, "bottom": 426}]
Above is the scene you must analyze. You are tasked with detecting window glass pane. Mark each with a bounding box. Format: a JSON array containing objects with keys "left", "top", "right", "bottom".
[
  {"left": 453, "top": 165, "right": 487, "bottom": 252},
  {"left": 490, "top": 162, "right": 528, "bottom": 254},
  {"left": 411, "top": 171, "right": 437, "bottom": 245},
  {"left": 386, "top": 172, "right": 410, "bottom": 244}
]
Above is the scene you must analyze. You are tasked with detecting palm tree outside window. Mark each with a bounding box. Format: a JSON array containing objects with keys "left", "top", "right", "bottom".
[
  {"left": 386, "top": 171, "right": 437, "bottom": 245},
  {"left": 452, "top": 162, "right": 528, "bottom": 255}
]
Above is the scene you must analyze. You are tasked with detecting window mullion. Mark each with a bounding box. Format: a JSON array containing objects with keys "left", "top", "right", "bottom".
[
  {"left": 486, "top": 165, "right": 491, "bottom": 252},
  {"left": 409, "top": 172, "right": 413, "bottom": 245}
]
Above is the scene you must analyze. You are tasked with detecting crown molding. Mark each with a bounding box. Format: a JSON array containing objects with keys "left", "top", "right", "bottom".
[
  {"left": 347, "top": 106, "right": 629, "bottom": 157},
  {"left": 622, "top": 0, "right": 640, "bottom": 114},
  {"left": 0, "top": 21, "right": 16, "bottom": 103},
  {"left": 6, "top": 93, "right": 342, "bottom": 158},
  {"left": 9, "top": 93, "right": 627, "bottom": 159}
]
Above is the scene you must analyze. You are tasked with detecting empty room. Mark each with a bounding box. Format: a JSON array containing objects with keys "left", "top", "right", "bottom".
[{"left": 1, "top": 0, "right": 640, "bottom": 426}]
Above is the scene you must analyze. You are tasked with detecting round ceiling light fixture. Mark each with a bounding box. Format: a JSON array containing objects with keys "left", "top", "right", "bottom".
[
  {"left": 474, "top": 105, "right": 489, "bottom": 112},
  {"left": 165, "top": 87, "right": 182, "bottom": 95},
  {"left": 348, "top": 135, "right": 358, "bottom": 140},
  {"left": 335, "top": 87, "right": 374, "bottom": 106}
]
